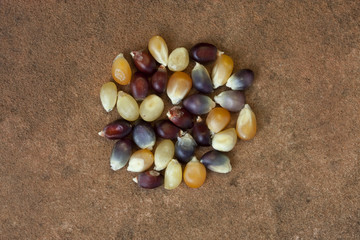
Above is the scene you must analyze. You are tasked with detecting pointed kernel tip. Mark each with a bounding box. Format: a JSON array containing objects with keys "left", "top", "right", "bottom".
[
  {"left": 133, "top": 177, "right": 138, "bottom": 183},
  {"left": 217, "top": 50, "right": 224, "bottom": 57},
  {"left": 113, "top": 53, "right": 124, "bottom": 62},
  {"left": 196, "top": 116, "right": 203, "bottom": 122},
  {"left": 98, "top": 131, "right": 105, "bottom": 137},
  {"left": 130, "top": 51, "right": 135, "bottom": 58}
]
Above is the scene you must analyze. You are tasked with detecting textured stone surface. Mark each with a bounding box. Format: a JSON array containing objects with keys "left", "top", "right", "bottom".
[{"left": 1, "top": 1, "right": 359, "bottom": 239}]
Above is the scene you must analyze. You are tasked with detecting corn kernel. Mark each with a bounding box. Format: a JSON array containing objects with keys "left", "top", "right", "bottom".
[
  {"left": 127, "top": 149, "right": 154, "bottom": 172},
  {"left": 100, "top": 82, "right": 117, "bottom": 112},
  {"left": 167, "top": 72, "right": 192, "bottom": 105},
  {"left": 139, "top": 94, "right": 164, "bottom": 122},
  {"left": 164, "top": 159, "right": 182, "bottom": 190},
  {"left": 148, "top": 36, "right": 168, "bottom": 66},
  {"left": 112, "top": 53, "right": 132, "bottom": 85},
  {"left": 206, "top": 107, "right": 231, "bottom": 133},
  {"left": 236, "top": 104, "right": 256, "bottom": 140},
  {"left": 212, "top": 128, "right": 237, "bottom": 152},
  {"left": 212, "top": 53, "right": 233, "bottom": 89},
  {"left": 168, "top": 47, "right": 189, "bottom": 72},
  {"left": 154, "top": 139, "right": 175, "bottom": 171},
  {"left": 116, "top": 91, "right": 139, "bottom": 121},
  {"left": 183, "top": 156, "right": 206, "bottom": 188}
]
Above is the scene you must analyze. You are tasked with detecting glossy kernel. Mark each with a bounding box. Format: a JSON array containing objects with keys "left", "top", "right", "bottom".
[
  {"left": 183, "top": 156, "right": 206, "bottom": 188},
  {"left": 200, "top": 150, "right": 231, "bottom": 173},
  {"left": 110, "top": 139, "right": 132, "bottom": 171},
  {"left": 175, "top": 133, "right": 197, "bottom": 164},
  {"left": 183, "top": 94, "right": 216, "bottom": 115},
  {"left": 166, "top": 106, "right": 193, "bottom": 129},
  {"left": 130, "top": 72, "right": 149, "bottom": 100},
  {"left": 214, "top": 90, "right": 245, "bottom": 112},
  {"left": 127, "top": 149, "right": 154, "bottom": 172},
  {"left": 116, "top": 91, "right": 139, "bottom": 121},
  {"left": 98, "top": 119, "right": 132, "bottom": 140},
  {"left": 212, "top": 128, "right": 237, "bottom": 152},
  {"left": 236, "top": 104, "right": 257, "bottom": 140},
  {"left": 191, "top": 62, "right": 213, "bottom": 94},
  {"left": 133, "top": 170, "right": 164, "bottom": 189},
  {"left": 154, "top": 139, "right": 175, "bottom": 171},
  {"left": 167, "top": 72, "right": 192, "bottom": 105},
  {"left": 112, "top": 53, "right": 132, "bottom": 85},
  {"left": 133, "top": 120, "right": 156, "bottom": 150},
  {"left": 212, "top": 53, "right": 234, "bottom": 89},
  {"left": 100, "top": 82, "right": 117, "bottom": 112},
  {"left": 148, "top": 36, "right": 168, "bottom": 66},
  {"left": 155, "top": 120, "right": 181, "bottom": 140},
  {"left": 190, "top": 43, "right": 217, "bottom": 64},
  {"left": 192, "top": 116, "right": 211, "bottom": 146},
  {"left": 226, "top": 69, "right": 254, "bottom": 90},
  {"left": 206, "top": 107, "right": 231, "bottom": 133},
  {"left": 151, "top": 65, "right": 168, "bottom": 93},
  {"left": 164, "top": 159, "right": 182, "bottom": 190},
  {"left": 168, "top": 47, "right": 189, "bottom": 72},
  {"left": 139, "top": 94, "right": 164, "bottom": 122},
  {"left": 130, "top": 50, "right": 157, "bottom": 75}
]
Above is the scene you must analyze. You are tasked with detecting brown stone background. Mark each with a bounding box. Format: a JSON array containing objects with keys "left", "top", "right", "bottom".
[{"left": 1, "top": 0, "right": 359, "bottom": 239}]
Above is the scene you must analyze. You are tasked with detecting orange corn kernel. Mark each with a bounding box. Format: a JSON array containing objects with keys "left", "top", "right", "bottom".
[
  {"left": 127, "top": 149, "right": 154, "bottom": 172},
  {"left": 167, "top": 71, "right": 192, "bottom": 105},
  {"left": 112, "top": 53, "right": 132, "bottom": 85},
  {"left": 183, "top": 156, "right": 206, "bottom": 188},
  {"left": 206, "top": 107, "right": 231, "bottom": 133},
  {"left": 211, "top": 53, "right": 233, "bottom": 89}
]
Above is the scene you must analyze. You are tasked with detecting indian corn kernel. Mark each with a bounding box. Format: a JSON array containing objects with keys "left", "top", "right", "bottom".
[
  {"left": 139, "top": 94, "right": 164, "bottom": 122},
  {"left": 183, "top": 156, "right": 206, "bottom": 188},
  {"left": 167, "top": 71, "right": 192, "bottom": 105},
  {"left": 127, "top": 149, "right": 154, "bottom": 172},
  {"left": 148, "top": 35, "right": 168, "bottom": 66},
  {"left": 211, "top": 53, "right": 234, "bottom": 89},
  {"left": 100, "top": 82, "right": 117, "bottom": 112},
  {"left": 206, "top": 107, "right": 231, "bottom": 133},
  {"left": 236, "top": 104, "right": 257, "bottom": 140},
  {"left": 112, "top": 53, "right": 132, "bottom": 85},
  {"left": 116, "top": 91, "right": 139, "bottom": 121},
  {"left": 212, "top": 128, "right": 237, "bottom": 152},
  {"left": 168, "top": 47, "right": 189, "bottom": 72},
  {"left": 164, "top": 159, "right": 182, "bottom": 190},
  {"left": 154, "top": 139, "right": 175, "bottom": 171}
]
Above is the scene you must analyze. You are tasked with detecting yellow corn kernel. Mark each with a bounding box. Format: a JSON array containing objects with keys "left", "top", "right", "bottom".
[
  {"left": 164, "top": 159, "right": 182, "bottom": 190},
  {"left": 112, "top": 53, "right": 132, "bottom": 85},
  {"left": 168, "top": 47, "right": 189, "bottom": 72},
  {"left": 212, "top": 128, "right": 237, "bottom": 152},
  {"left": 116, "top": 91, "right": 139, "bottom": 121},
  {"left": 154, "top": 139, "right": 175, "bottom": 171},
  {"left": 167, "top": 72, "right": 192, "bottom": 105},
  {"left": 148, "top": 36, "right": 168, "bottom": 66},
  {"left": 206, "top": 107, "right": 231, "bottom": 133},
  {"left": 100, "top": 82, "right": 117, "bottom": 112},
  {"left": 211, "top": 53, "right": 234, "bottom": 89},
  {"left": 236, "top": 104, "right": 256, "bottom": 140},
  {"left": 139, "top": 94, "right": 164, "bottom": 122},
  {"left": 127, "top": 149, "right": 154, "bottom": 172},
  {"left": 183, "top": 157, "right": 206, "bottom": 188}
]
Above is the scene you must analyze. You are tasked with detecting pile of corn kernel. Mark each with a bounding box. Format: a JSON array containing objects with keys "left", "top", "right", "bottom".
[{"left": 99, "top": 36, "right": 256, "bottom": 189}]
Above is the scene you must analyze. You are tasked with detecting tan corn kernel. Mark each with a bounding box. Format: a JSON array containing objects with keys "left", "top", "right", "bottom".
[
  {"left": 168, "top": 47, "right": 189, "bottom": 72},
  {"left": 167, "top": 72, "right": 192, "bottom": 105},
  {"left": 139, "top": 94, "right": 164, "bottom": 122},
  {"left": 116, "top": 91, "right": 139, "bottom": 121},
  {"left": 154, "top": 139, "right": 175, "bottom": 171},
  {"left": 183, "top": 156, "right": 206, "bottom": 188},
  {"left": 212, "top": 128, "right": 237, "bottom": 152},
  {"left": 164, "top": 159, "right": 182, "bottom": 190},
  {"left": 112, "top": 53, "right": 132, "bottom": 85},
  {"left": 236, "top": 104, "right": 257, "bottom": 140},
  {"left": 100, "top": 82, "right": 117, "bottom": 112},
  {"left": 212, "top": 53, "right": 234, "bottom": 89},
  {"left": 148, "top": 36, "right": 168, "bottom": 66},
  {"left": 206, "top": 107, "right": 231, "bottom": 133},
  {"left": 127, "top": 149, "right": 154, "bottom": 172}
]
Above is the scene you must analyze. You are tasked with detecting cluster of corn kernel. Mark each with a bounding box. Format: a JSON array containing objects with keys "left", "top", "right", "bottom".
[{"left": 99, "top": 36, "right": 256, "bottom": 190}]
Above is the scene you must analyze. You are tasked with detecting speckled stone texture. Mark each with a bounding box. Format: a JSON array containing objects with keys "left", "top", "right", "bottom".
[{"left": 1, "top": 0, "right": 359, "bottom": 239}]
